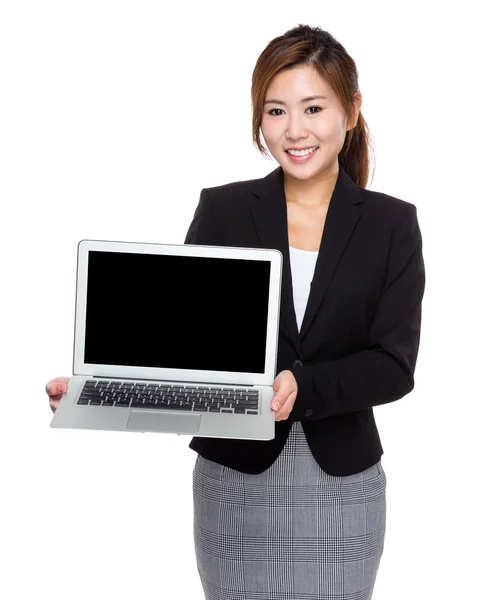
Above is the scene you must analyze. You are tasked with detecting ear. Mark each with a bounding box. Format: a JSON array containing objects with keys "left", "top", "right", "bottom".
[{"left": 347, "top": 92, "right": 363, "bottom": 131}]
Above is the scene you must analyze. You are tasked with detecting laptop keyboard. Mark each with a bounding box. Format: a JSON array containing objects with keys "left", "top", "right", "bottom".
[{"left": 77, "top": 380, "right": 260, "bottom": 414}]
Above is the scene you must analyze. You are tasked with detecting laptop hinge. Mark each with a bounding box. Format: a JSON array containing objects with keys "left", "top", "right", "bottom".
[{"left": 91, "top": 375, "right": 255, "bottom": 387}]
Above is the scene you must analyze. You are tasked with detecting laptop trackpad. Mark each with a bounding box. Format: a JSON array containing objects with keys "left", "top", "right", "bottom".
[{"left": 126, "top": 410, "right": 201, "bottom": 433}]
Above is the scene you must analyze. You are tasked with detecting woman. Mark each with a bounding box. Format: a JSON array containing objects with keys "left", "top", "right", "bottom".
[{"left": 47, "top": 24, "right": 426, "bottom": 600}]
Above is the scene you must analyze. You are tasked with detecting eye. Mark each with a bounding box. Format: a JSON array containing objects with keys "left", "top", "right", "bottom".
[{"left": 267, "top": 106, "right": 322, "bottom": 116}]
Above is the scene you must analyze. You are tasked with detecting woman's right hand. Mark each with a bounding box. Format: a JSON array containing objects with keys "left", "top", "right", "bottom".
[{"left": 46, "top": 377, "right": 70, "bottom": 414}]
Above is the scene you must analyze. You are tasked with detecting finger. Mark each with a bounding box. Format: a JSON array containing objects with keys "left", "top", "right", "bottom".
[
  {"left": 274, "top": 408, "right": 289, "bottom": 422},
  {"left": 46, "top": 384, "right": 65, "bottom": 398},
  {"left": 50, "top": 398, "right": 60, "bottom": 413},
  {"left": 45, "top": 381, "right": 68, "bottom": 398},
  {"left": 271, "top": 397, "right": 281, "bottom": 411},
  {"left": 45, "top": 377, "right": 70, "bottom": 392},
  {"left": 271, "top": 387, "right": 294, "bottom": 410},
  {"left": 273, "top": 401, "right": 289, "bottom": 421},
  {"left": 271, "top": 389, "right": 291, "bottom": 410},
  {"left": 273, "top": 391, "right": 297, "bottom": 421}
]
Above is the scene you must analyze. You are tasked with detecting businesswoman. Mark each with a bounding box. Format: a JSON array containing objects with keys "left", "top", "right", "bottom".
[{"left": 46, "top": 24, "right": 426, "bottom": 600}]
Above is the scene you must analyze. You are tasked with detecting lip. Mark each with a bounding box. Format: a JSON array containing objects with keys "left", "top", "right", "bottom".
[
  {"left": 285, "top": 146, "right": 319, "bottom": 163},
  {"left": 285, "top": 146, "right": 317, "bottom": 151}
]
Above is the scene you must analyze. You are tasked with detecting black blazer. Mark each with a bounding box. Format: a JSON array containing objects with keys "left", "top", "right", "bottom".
[{"left": 184, "top": 164, "right": 426, "bottom": 476}]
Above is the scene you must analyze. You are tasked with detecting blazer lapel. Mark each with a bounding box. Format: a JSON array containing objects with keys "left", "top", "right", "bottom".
[{"left": 249, "top": 164, "right": 365, "bottom": 354}]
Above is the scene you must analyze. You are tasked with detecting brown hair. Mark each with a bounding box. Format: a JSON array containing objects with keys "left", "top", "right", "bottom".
[{"left": 251, "top": 24, "right": 376, "bottom": 189}]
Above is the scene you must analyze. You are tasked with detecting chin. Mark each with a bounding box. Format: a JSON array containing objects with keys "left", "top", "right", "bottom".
[{"left": 282, "top": 163, "right": 326, "bottom": 178}]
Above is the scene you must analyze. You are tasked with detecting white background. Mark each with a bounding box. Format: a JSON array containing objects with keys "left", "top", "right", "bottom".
[{"left": 1, "top": 1, "right": 485, "bottom": 598}]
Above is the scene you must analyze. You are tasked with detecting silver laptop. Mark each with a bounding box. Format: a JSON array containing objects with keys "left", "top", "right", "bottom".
[{"left": 50, "top": 239, "right": 282, "bottom": 440}]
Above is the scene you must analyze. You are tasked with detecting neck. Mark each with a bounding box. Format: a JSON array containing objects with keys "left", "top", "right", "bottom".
[{"left": 283, "top": 162, "right": 339, "bottom": 208}]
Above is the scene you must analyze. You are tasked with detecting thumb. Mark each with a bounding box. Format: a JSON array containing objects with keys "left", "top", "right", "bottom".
[{"left": 272, "top": 382, "right": 283, "bottom": 409}]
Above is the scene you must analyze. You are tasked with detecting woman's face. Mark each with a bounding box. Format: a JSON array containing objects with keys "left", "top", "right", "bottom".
[{"left": 261, "top": 65, "right": 361, "bottom": 182}]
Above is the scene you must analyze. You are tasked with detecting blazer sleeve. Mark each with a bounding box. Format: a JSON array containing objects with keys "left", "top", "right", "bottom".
[{"left": 289, "top": 203, "right": 426, "bottom": 423}]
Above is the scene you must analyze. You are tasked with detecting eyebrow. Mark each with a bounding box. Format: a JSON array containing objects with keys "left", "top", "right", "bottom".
[{"left": 263, "top": 94, "right": 328, "bottom": 106}]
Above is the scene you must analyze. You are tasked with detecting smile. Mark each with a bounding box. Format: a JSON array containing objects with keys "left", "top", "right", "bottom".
[{"left": 285, "top": 146, "right": 319, "bottom": 163}]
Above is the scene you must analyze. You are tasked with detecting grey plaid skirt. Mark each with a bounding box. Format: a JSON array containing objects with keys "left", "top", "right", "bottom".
[{"left": 192, "top": 420, "right": 387, "bottom": 600}]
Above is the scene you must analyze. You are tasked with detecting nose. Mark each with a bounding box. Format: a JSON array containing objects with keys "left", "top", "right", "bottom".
[{"left": 285, "top": 112, "right": 309, "bottom": 141}]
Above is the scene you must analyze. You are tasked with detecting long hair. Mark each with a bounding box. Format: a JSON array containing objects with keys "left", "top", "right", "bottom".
[{"left": 251, "top": 24, "right": 376, "bottom": 189}]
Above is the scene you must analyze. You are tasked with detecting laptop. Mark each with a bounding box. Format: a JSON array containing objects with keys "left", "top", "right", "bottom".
[{"left": 50, "top": 239, "right": 282, "bottom": 440}]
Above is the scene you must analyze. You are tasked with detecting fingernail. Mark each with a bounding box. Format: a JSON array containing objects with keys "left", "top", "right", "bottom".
[{"left": 272, "top": 401, "right": 280, "bottom": 410}]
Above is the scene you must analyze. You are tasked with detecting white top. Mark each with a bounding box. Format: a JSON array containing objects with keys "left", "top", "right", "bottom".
[{"left": 289, "top": 246, "right": 319, "bottom": 333}]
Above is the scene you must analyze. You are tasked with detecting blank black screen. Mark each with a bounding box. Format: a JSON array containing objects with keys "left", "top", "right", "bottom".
[{"left": 83, "top": 250, "right": 271, "bottom": 373}]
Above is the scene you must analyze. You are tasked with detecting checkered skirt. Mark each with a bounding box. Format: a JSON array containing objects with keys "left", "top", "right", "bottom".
[{"left": 192, "top": 420, "right": 387, "bottom": 600}]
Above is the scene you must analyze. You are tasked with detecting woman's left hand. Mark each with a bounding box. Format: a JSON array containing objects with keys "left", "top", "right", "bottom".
[{"left": 271, "top": 370, "right": 298, "bottom": 421}]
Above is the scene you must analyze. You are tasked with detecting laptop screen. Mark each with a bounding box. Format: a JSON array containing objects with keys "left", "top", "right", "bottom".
[{"left": 84, "top": 250, "right": 271, "bottom": 374}]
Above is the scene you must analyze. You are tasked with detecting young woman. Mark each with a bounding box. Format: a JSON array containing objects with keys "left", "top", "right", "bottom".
[{"left": 46, "top": 24, "right": 425, "bottom": 600}]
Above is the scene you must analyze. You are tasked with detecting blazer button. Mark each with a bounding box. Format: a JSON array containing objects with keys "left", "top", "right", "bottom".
[
  {"left": 292, "top": 359, "right": 303, "bottom": 367},
  {"left": 305, "top": 408, "right": 313, "bottom": 417}
]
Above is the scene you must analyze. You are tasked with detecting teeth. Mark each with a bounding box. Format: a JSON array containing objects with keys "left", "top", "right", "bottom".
[{"left": 287, "top": 146, "right": 318, "bottom": 156}]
